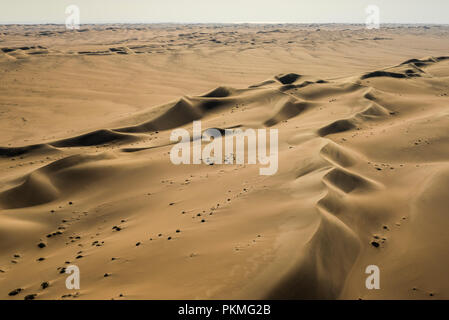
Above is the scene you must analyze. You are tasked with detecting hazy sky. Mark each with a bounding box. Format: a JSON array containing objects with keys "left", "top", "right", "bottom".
[{"left": 1, "top": 0, "right": 448, "bottom": 24}]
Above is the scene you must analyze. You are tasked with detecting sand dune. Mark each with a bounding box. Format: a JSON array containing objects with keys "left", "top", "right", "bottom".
[{"left": 1, "top": 24, "right": 449, "bottom": 300}]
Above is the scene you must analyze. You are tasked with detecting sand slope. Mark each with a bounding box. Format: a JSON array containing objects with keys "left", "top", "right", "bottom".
[{"left": 1, "top": 24, "right": 449, "bottom": 300}]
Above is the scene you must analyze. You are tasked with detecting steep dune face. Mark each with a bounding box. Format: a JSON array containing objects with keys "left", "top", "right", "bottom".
[{"left": 1, "top": 24, "right": 449, "bottom": 300}]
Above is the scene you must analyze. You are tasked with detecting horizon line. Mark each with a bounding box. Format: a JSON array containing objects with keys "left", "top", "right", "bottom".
[{"left": 1, "top": 21, "right": 449, "bottom": 26}]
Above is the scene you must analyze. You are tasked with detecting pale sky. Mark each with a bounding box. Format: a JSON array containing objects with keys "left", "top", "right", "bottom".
[{"left": 1, "top": 0, "right": 448, "bottom": 24}]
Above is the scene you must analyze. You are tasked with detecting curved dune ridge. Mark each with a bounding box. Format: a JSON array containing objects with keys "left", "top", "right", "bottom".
[
  {"left": 1, "top": 55, "right": 449, "bottom": 300},
  {"left": 0, "top": 153, "right": 118, "bottom": 209}
]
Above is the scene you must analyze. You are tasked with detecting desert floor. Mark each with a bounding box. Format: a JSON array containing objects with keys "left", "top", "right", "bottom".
[{"left": 0, "top": 24, "right": 449, "bottom": 300}]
